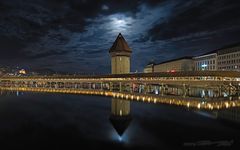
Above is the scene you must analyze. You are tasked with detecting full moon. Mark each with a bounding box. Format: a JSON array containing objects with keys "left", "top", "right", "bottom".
[
  {"left": 115, "top": 19, "right": 125, "bottom": 25},
  {"left": 110, "top": 14, "right": 133, "bottom": 33}
]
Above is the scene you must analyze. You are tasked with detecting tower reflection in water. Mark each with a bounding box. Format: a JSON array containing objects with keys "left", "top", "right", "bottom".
[{"left": 109, "top": 98, "right": 131, "bottom": 139}]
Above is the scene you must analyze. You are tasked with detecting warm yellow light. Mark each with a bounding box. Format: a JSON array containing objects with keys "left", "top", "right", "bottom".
[
  {"left": 147, "top": 97, "right": 151, "bottom": 102},
  {"left": 154, "top": 98, "right": 157, "bottom": 103},
  {"left": 197, "top": 103, "right": 201, "bottom": 109},
  {"left": 137, "top": 96, "right": 139, "bottom": 100},
  {"left": 19, "top": 69, "right": 26, "bottom": 74},
  {"left": 225, "top": 102, "right": 229, "bottom": 108}
]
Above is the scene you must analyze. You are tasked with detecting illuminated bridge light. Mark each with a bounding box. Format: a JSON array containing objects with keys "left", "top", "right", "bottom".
[
  {"left": 225, "top": 102, "right": 229, "bottom": 108},
  {"left": 233, "top": 102, "right": 236, "bottom": 107},
  {"left": 211, "top": 106, "right": 213, "bottom": 110},
  {"left": 153, "top": 98, "right": 157, "bottom": 103},
  {"left": 1, "top": 77, "right": 240, "bottom": 110},
  {"left": 187, "top": 102, "right": 190, "bottom": 108},
  {"left": 197, "top": 103, "right": 201, "bottom": 109},
  {"left": 148, "top": 97, "right": 151, "bottom": 102},
  {"left": 207, "top": 104, "right": 211, "bottom": 109},
  {"left": 137, "top": 96, "right": 139, "bottom": 101}
]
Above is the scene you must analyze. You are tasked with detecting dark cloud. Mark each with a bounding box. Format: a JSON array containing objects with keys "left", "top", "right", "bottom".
[
  {"left": 27, "top": 50, "right": 71, "bottom": 59},
  {"left": 86, "top": 49, "right": 104, "bottom": 55},
  {"left": 143, "top": 0, "right": 167, "bottom": 7},
  {"left": 147, "top": 0, "right": 240, "bottom": 41},
  {"left": 0, "top": 0, "right": 240, "bottom": 73}
]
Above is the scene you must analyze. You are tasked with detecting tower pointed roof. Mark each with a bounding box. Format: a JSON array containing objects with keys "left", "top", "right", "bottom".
[{"left": 109, "top": 33, "right": 131, "bottom": 53}]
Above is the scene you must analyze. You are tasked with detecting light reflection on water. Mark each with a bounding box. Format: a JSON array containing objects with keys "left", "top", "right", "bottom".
[
  {"left": 1, "top": 87, "right": 240, "bottom": 110},
  {"left": 110, "top": 130, "right": 127, "bottom": 143},
  {"left": 0, "top": 91, "right": 240, "bottom": 149}
]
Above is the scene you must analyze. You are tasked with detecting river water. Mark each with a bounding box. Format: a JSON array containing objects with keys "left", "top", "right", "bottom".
[{"left": 0, "top": 91, "right": 240, "bottom": 149}]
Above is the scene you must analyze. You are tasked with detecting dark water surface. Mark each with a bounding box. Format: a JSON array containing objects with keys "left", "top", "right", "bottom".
[{"left": 0, "top": 92, "right": 240, "bottom": 150}]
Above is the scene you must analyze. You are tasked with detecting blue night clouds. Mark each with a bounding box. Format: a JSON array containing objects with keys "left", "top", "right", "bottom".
[{"left": 0, "top": 0, "right": 240, "bottom": 73}]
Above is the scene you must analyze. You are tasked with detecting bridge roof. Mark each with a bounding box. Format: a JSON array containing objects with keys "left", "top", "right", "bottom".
[
  {"left": 1, "top": 71, "right": 240, "bottom": 79},
  {"left": 109, "top": 33, "right": 131, "bottom": 53}
]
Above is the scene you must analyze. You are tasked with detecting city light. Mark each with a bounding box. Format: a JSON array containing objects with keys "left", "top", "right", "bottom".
[
  {"left": 0, "top": 86, "right": 239, "bottom": 110},
  {"left": 19, "top": 69, "right": 26, "bottom": 75},
  {"left": 201, "top": 64, "right": 207, "bottom": 68}
]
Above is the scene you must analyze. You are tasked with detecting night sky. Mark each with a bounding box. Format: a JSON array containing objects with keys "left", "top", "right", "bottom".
[{"left": 0, "top": 0, "right": 240, "bottom": 73}]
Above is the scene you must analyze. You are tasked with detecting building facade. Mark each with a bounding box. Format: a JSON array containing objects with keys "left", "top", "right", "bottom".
[
  {"left": 193, "top": 53, "right": 217, "bottom": 71},
  {"left": 217, "top": 45, "right": 240, "bottom": 71},
  {"left": 152, "top": 57, "right": 194, "bottom": 72},
  {"left": 143, "top": 62, "right": 155, "bottom": 73},
  {"left": 144, "top": 44, "right": 240, "bottom": 73}
]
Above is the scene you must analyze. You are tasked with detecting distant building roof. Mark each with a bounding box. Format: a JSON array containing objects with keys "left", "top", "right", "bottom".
[
  {"left": 109, "top": 33, "right": 131, "bottom": 53},
  {"left": 193, "top": 51, "right": 217, "bottom": 60},
  {"left": 155, "top": 56, "right": 193, "bottom": 65}
]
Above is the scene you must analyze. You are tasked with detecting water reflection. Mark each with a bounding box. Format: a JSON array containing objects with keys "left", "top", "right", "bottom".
[
  {"left": 0, "top": 90, "right": 240, "bottom": 149},
  {"left": 110, "top": 98, "right": 132, "bottom": 136},
  {"left": 1, "top": 87, "right": 240, "bottom": 110},
  {"left": 216, "top": 107, "right": 240, "bottom": 124}
]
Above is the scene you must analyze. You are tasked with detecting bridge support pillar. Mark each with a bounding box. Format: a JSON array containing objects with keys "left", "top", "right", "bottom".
[
  {"left": 160, "top": 83, "right": 165, "bottom": 96},
  {"left": 218, "top": 85, "right": 222, "bottom": 97},
  {"left": 204, "top": 88, "right": 209, "bottom": 99},
  {"left": 63, "top": 82, "right": 65, "bottom": 89},
  {"left": 109, "top": 82, "right": 113, "bottom": 91},
  {"left": 144, "top": 84, "right": 149, "bottom": 94},
  {"left": 130, "top": 83, "right": 133, "bottom": 93},
  {"left": 183, "top": 84, "right": 189, "bottom": 97},
  {"left": 119, "top": 82, "right": 122, "bottom": 92},
  {"left": 100, "top": 82, "right": 103, "bottom": 90},
  {"left": 88, "top": 83, "right": 91, "bottom": 90}
]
